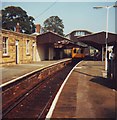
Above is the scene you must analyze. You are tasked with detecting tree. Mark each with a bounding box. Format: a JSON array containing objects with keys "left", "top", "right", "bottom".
[
  {"left": 2, "top": 6, "right": 35, "bottom": 34},
  {"left": 43, "top": 16, "right": 64, "bottom": 36}
]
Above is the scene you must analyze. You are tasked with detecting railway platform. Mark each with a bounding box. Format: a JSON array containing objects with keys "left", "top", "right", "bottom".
[
  {"left": 47, "top": 60, "right": 116, "bottom": 119},
  {"left": 0, "top": 58, "right": 71, "bottom": 86}
]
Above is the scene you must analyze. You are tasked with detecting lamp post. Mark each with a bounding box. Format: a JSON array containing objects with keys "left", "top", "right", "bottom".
[{"left": 93, "top": 5, "right": 117, "bottom": 73}]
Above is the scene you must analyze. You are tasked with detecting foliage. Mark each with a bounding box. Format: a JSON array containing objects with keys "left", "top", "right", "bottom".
[
  {"left": 2, "top": 6, "right": 35, "bottom": 34},
  {"left": 43, "top": 16, "right": 64, "bottom": 36}
]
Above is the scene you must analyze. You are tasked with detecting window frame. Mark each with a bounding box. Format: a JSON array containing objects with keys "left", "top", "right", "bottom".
[
  {"left": 3, "top": 37, "right": 8, "bottom": 56},
  {"left": 26, "top": 40, "right": 30, "bottom": 55}
]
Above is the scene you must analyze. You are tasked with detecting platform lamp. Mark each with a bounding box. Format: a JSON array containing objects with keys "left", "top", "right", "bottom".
[{"left": 93, "top": 5, "right": 117, "bottom": 74}]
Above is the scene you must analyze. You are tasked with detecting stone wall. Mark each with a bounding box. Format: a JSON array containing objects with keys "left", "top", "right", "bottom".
[{"left": 1, "top": 29, "right": 36, "bottom": 66}]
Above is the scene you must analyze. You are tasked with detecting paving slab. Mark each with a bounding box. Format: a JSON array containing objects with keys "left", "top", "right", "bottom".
[{"left": 51, "top": 61, "right": 116, "bottom": 118}]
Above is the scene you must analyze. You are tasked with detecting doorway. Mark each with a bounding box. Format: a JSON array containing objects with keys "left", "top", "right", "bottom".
[
  {"left": 32, "top": 42, "right": 35, "bottom": 61},
  {"left": 16, "top": 40, "right": 19, "bottom": 64}
]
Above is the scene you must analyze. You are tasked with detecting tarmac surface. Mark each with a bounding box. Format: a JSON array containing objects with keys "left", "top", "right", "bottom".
[
  {"left": 0, "top": 59, "right": 70, "bottom": 85},
  {"left": 50, "top": 60, "right": 116, "bottom": 118}
]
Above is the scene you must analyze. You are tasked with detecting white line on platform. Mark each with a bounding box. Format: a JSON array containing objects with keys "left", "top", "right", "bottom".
[
  {"left": 46, "top": 60, "right": 83, "bottom": 118},
  {"left": 75, "top": 66, "right": 82, "bottom": 69}
]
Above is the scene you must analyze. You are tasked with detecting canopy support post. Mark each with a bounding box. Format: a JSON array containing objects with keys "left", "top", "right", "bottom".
[{"left": 102, "top": 46, "right": 104, "bottom": 61}]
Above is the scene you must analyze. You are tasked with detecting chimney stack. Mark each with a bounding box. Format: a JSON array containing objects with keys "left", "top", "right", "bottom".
[
  {"left": 35, "top": 24, "right": 41, "bottom": 33},
  {"left": 16, "top": 23, "right": 20, "bottom": 32}
]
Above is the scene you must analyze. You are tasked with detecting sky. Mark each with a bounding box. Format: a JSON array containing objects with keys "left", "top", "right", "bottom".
[{"left": 1, "top": 0, "right": 116, "bottom": 34}]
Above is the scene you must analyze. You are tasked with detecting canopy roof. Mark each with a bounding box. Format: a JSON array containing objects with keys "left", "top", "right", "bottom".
[
  {"left": 36, "top": 31, "right": 71, "bottom": 44},
  {"left": 76, "top": 31, "right": 117, "bottom": 50},
  {"left": 36, "top": 31, "right": 85, "bottom": 48}
]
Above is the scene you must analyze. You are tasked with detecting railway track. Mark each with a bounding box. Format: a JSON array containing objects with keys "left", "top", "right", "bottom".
[{"left": 2, "top": 60, "right": 79, "bottom": 119}]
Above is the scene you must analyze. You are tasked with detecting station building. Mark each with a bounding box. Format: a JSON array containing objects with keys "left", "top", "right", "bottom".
[
  {"left": 0, "top": 25, "right": 73, "bottom": 66},
  {"left": 1, "top": 29, "right": 36, "bottom": 66}
]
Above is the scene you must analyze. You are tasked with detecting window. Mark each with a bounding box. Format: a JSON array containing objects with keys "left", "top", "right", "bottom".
[
  {"left": 3, "top": 37, "right": 8, "bottom": 55},
  {"left": 74, "top": 49, "right": 77, "bottom": 53},
  {"left": 26, "top": 40, "right": 30, "bottom": 54}
]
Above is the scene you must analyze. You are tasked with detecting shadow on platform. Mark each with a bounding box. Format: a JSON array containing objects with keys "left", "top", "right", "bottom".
[
  {"left": 74, "top": 70, "right": 116, "bottom": 90},
  {"left": 90, "top": 77, "right": 116, "bottom": 90}
]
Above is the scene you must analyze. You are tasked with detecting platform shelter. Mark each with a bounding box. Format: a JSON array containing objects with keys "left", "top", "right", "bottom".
[
  {"left": 36, "top": 31, "right": 79, "bottom": 60},
  {"left": 76, "top": 31, "right": 117, "bottom": 81}
]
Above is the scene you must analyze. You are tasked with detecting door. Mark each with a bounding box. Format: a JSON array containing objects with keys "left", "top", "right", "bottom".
[
  {"left": 32, "top": 42, "right": 35, "bottom": 61},
  {"left": 16, "top": 40, "right": 19, "bottom": 64}
]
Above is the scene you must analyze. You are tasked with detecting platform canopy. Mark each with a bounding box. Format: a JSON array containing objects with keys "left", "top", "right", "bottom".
[
  {"left": 36, "top": 31, "right": 83, "bottom": 48},
  {"left": 76, "top": 31, "right": 117, "bottom": 50}
]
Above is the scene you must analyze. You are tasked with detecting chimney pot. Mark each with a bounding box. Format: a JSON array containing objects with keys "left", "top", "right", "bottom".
[
  {"left": 36, "top": 24, "right": 41, "bottom": 33},
  {"left": 16, "top": 23, "right": 20, "bottom": 32}
]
